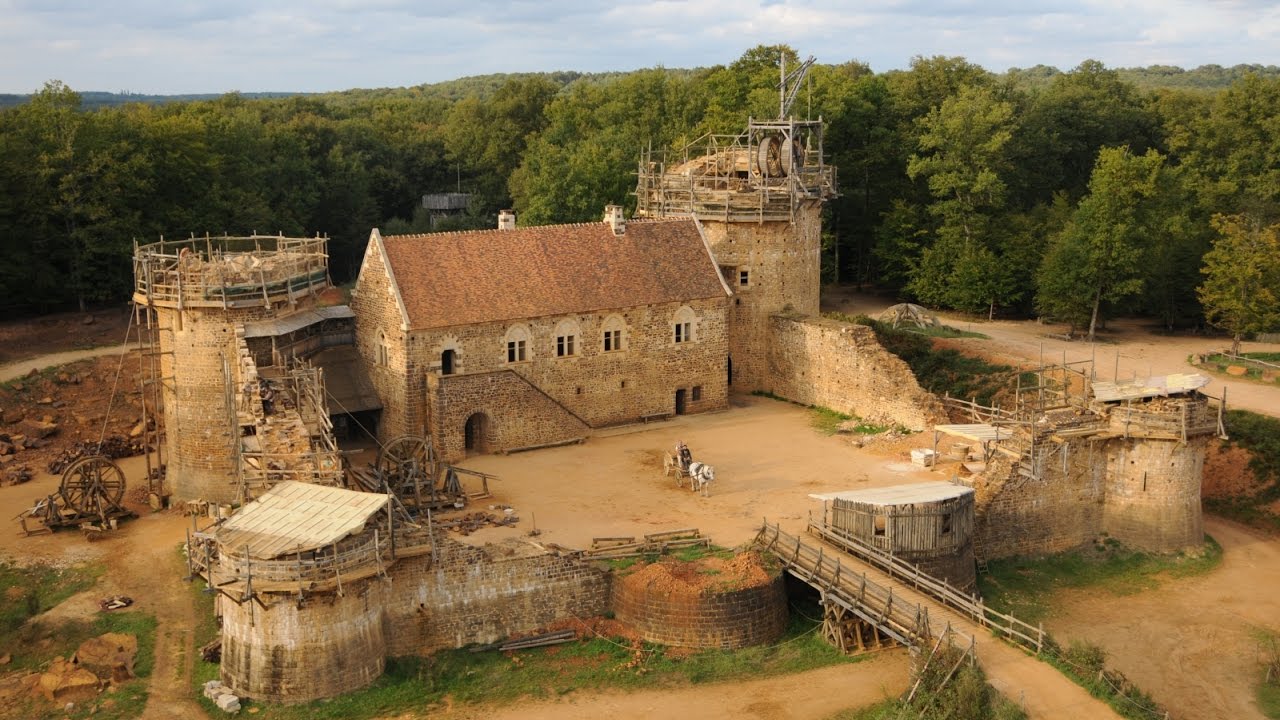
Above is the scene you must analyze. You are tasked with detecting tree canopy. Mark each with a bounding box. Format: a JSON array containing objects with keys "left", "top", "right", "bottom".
[{"left": 0, "top": 48, "right": 1278, "bottom": 336}]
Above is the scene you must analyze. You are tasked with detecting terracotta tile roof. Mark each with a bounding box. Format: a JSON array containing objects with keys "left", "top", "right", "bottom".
[{"left": 379, "top": 219, "right": 729, "bottom": 330}]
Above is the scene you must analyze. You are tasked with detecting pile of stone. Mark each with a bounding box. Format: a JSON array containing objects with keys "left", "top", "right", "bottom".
[
  {"left": 203, "top": 679, "right": 243, "bottom": 713},
  {"left": 46, "top": 434, "right": 145, "bottom": 474}
]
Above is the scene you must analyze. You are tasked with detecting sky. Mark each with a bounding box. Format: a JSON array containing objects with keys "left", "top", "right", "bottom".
[{"left": 1, "top": 0, "right": 1278, "bottom": 95}]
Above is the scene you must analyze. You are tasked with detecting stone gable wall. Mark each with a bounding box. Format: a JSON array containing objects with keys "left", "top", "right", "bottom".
[{"left": 350, "top": 236, "right": 418, "bottom": 441}]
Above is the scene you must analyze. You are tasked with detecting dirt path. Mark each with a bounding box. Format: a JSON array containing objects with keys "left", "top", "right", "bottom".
[
  {"left": 1046, "top": 516, "right": 1280, "bottom": 720},
  {"left": 450, "top": 656, "right": 910, "bottom": 720},
  {"left": 0, "top": 343, "right": 137, "bottom": 383},
  {"left": 825, "top": 290, "right": 1280, "bottom": 418}
]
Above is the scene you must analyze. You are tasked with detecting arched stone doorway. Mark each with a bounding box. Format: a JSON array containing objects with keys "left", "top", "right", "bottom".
[
  {"left": 441, "top": 349, "right": 456, "bottom": 375},
  {"left": 464, "top": 412, "right": 492, "bottom": 454}
]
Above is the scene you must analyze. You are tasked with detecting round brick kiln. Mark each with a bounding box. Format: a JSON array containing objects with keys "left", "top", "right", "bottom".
[
  {"left": 818, "top": 481, "right": 977, "bottom": 592},
  {"left": 611, "top": 550, "right": 788, "bottom": 650}
]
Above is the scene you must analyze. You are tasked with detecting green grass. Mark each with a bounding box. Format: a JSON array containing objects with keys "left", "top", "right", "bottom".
[
  {"left": 0, "top": 561, "right": 104, "bottom": 664},
  {"left": 1260, "top": 681, "right": 1280, "bottom": 719},
  {"left": 811, "top": 406, "right": 853, "bottom": 434},
  {"left": 12, "top": 611, "right": 157, "bottom": 720},
  {"left": 187, "top": 547, "right": 224, "bottom": 717},
  {"left": 227, "top": 599, "right": 859, "bottom": 719},
  {"left": 1037, "top": 639, "right": 1166, "bottom": 720},
  {"left": 1195, "top": 353, "right": 1280, "bottom": 384},
  {"left": 978, "top": 536, "right": 1222, "bottom": 624},
  {"left": 1205, "top": 410, "right": 1280, "bottom": 529}
]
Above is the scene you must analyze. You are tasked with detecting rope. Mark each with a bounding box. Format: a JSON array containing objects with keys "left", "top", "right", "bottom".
[{"left": 97, "top": 308, "right": 138, "bottom": 448}]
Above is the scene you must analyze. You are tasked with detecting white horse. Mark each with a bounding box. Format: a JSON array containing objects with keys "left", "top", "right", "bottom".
[{"left": 687, "top": 461, "right": 714, "bottom": 497}]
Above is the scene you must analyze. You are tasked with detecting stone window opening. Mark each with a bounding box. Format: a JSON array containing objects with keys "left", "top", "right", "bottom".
[
  {"left": 672, "top": 306, "right": 697, "bottom": 345},
  {"left": 507, "top": 340, "right": 526, "bottom": 363},
  {"left": 504, "top": 325, "right": 531, "bottom": 364},
  {"left": 441, "top": 348, "right": 456, "bottom": 375},
  {"left": 556, "top": 334, "right": 575, "bottom": 357},
  {"left": 692, "top": 385, "right": 702, "bottom": 401},
  {"left": 873, "top": 515, "right": 886, "bottom": 537},
  {"left": 376, "top": 331, "right": 389, "bottom": 366},
  {"left": 739, "top": 269, "right": 750, "bottom": 286},
  {"left": 602, "top": 315, "right": 627, "bottom": 352},
  {"left": 674, "top": 322, "right": 691, "bottom": 344}
]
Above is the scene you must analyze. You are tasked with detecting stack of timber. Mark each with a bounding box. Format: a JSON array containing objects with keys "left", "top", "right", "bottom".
[{"left": 586, "top": 528, "right": 708, "bottom": 559}]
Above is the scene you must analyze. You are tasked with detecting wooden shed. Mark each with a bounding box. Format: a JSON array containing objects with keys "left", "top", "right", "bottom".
[{"left": 814, "top": 481, "right": 976, "bottom": 591}]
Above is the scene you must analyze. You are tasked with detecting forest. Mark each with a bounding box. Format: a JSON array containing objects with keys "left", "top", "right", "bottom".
[{"left": 1, "top": 46, "right": 1277, "bottom": 342}]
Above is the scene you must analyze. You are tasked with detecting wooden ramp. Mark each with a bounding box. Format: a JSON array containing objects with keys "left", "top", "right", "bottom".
[{"left": 754, "top": 523, "right": 1124, "bottom": 720}]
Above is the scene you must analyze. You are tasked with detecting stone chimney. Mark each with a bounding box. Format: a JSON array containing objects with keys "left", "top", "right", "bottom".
[
  {"left": 497, "top": 209, "right": 516, "bottom": 231},
  {"left": 603, "top": 204, "right": 625, "bottom": 235}
]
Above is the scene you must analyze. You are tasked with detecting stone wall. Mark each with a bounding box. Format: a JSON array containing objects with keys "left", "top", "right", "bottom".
[
  {"left": 765, "top": 315, "right": 943, "bottom": 431},
  {"left": 425, "top": 370, "right": 589, "bottom": 461},
  {"left": 404, "top": 297, "right": 728, "bottom": 459},
  {"left": 384, "top": 538, "right": 611, "bottom": 655},
  {"left": 699, "top": 206, "right": 822, "bottom": 393},
  {"left": 975, "top": 431, "right": 1205, "bottom": 559},
  {"left": 611, "top": 567, "right": 788, "bottom": 650},
  {"left": 973, "top": 443, "right": 1105, "bottom": 560},
  {"left": 350, "top": 235, "right": 417, "bottom": 441},
  {"left": 1102, "top": 437, "right": 1205, "bottom": 551},
  {"left": 218, "top": 536, "right": 611, "bottom": 703},
  {"left": 219, "top": 578, "right": 386, "bottom": 704},
  {"left": 157, "top": 300, "right": 324, "bottom": 503}
]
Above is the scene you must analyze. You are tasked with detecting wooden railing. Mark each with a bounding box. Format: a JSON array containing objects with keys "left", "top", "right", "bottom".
[
  {"left": 753, "top": 523, "right": 934, "bottom": 648},
  {"left": 806, "top": 521, "right": 1044, "bottom": 655}
]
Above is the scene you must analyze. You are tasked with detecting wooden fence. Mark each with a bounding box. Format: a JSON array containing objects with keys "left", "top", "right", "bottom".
[{"left": 806, "top": 520, "right": 1044, "bottom": 655}]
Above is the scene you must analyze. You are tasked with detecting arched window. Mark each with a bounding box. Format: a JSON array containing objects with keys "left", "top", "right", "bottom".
[
  {"left": 504, "top": 325, "right": 531, "bottom": 363},
  {"left": 672, "top": 306, "right": 697, "bottom": 345},
  {"left": 376, "top": 330, "right": 389, "bottom": 366},
  {"left": 601, "top": 315, "right": 627, "bottom": 353},
  {"left": 553, "top": 318, "right": 580, "bottom": 358}
]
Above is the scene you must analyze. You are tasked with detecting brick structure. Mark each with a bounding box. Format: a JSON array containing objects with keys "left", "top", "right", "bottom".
[
  {"left": 610, "top": 554, "right": 788, "bottom": 650},
  {"left": 351, "top": 212, "right": 732, "bottom": 460}
]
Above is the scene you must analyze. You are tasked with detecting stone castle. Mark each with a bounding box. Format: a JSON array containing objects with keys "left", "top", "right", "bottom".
[{"left": 133, "top": 113, "right": 1213, "bottom": 704}]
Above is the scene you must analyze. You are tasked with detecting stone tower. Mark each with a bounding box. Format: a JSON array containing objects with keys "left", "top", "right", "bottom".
[
  {"left": 635, "top": 118, "right": 837, "bottom": 391},
  {"left": 131, "top": 234, "right": 334, "bottom": 504}
]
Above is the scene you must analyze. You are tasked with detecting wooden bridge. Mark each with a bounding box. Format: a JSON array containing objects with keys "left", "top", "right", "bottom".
[{"left": 753, "top": 522, "right": 1124, "bottom": 720}]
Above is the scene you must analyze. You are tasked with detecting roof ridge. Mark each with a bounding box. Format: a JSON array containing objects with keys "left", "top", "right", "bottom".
[{"left": 380, "top": 217, "right": 692, "bottom": 241}]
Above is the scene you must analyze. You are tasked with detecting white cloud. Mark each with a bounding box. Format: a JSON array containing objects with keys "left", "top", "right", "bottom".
[{"left": 0, "top": 0, "right": 1275, "bottom": 94}]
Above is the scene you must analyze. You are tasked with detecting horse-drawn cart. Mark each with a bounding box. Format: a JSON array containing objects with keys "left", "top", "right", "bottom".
[{"left": 662, "top": 441, "right": 714, "bottom": 496}]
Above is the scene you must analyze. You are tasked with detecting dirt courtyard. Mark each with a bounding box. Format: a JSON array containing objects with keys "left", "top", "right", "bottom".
[{"left": 455, "top": 394, "right": 937, "bottom": 551}]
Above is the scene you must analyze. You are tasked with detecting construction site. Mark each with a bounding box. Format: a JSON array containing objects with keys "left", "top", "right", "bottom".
[{"left": 0, "top": 67, "right": 1259, "bottom": 720}]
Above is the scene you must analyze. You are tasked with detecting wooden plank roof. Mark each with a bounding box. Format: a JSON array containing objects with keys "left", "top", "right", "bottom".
[
  {"left": 377, "top": 218, "right": 729, "bottom": 331},
  {"left": 216, "top": 481, "right": 388, "bottom": 560},
  {"left": 1091, "top": 373, "right": 1210, "bottom": 402},
  {"left": 810, "top": 481, "right": 974, "bottom": 506},
  {"left": 934, "top": 423, "right": 1013, "bottom": 443}
]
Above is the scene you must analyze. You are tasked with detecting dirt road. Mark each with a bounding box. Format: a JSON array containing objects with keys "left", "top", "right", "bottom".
[
  {"left": 0, "top": 343, "right": 138, "bottom": 383},
  {"left": 1048, "top": 516, "right": 1280, "bottom": 720},
  {"left": 453, "top": 657, "right": 909, "bottom": 720},
  {"left": 825, "top": 290, "right": 1280, "bottom": 418}
]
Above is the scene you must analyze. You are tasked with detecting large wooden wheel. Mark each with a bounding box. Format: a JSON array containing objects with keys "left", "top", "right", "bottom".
[
  {"left": 375, "top": 435, "right": 435, "bottom": 507},
  {"left": 60, "top": 456, "right": 126, "bottom": 517}
]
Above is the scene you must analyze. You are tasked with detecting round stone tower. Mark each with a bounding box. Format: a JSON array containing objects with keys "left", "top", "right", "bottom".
[
  {"left": 132, "top": 234, "right": 332, "bottom": 503},
  {"left": 635, "top": 118, "right": 837, "bottom": 392}
]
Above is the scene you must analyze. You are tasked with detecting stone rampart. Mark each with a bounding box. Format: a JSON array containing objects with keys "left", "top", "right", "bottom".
[{"left": 766, "top": 315, "right": 943, "bottom": 431}]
